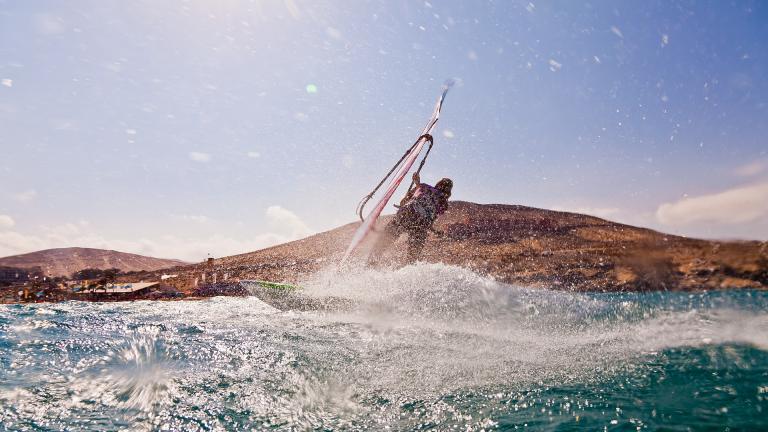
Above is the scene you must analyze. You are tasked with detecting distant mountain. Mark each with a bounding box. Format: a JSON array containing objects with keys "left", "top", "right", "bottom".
[
  {"left": 155, "top": 201, "right": 767, "bottom": 292},
  {"left": 0, "top": 247, "right": 188, "bottom": 278}
]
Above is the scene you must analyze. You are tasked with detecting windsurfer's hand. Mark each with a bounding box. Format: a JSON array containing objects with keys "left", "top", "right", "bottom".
[{"left": 412, "top": 172, "right": 420, "bottom": 184}]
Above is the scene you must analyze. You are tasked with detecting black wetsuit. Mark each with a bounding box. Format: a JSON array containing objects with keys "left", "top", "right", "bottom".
[{"left": 385, "top": 183, "right": 449, "bottom": 262}]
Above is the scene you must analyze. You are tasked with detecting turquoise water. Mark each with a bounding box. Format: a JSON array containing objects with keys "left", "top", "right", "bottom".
[{"left": 1, "top": 264, "right": 766, "bottom": 431}]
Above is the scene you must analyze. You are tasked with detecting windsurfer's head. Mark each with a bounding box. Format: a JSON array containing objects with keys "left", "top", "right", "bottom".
[{"left": 436, "top": 178, "right": 453, "bottom": 196}]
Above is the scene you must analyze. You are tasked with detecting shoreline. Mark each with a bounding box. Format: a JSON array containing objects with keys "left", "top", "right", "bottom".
[{"left": 3, "top": 273, "right": 766, "bottom": 306}]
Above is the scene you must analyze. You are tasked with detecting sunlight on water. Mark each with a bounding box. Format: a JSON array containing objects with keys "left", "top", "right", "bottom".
[{"left": 1, "top": 264, "right": 767, "bottom": 430}]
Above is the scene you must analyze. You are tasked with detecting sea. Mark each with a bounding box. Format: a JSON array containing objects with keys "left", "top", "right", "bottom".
[{"left": 1, "top": 263, "right": 766, "bottom": 431}]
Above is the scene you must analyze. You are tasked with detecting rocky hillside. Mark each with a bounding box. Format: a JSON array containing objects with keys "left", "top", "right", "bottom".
[
  {"left": 0, "top": 247, "right": 187, "bottom": 277},
  {"left": 150, "top": 201, "right": 768, "bottom": 292}
]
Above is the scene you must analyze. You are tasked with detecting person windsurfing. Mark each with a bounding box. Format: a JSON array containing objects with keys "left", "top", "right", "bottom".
[{"left": 369, "top": 173, "right": 453, "bottom": 264}]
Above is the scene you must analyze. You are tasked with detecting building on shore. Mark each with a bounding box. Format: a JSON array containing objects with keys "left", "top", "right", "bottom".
[
  {"left": 0, "top": 266, "right": 44, "bottom": 286},
  {"left": 74, "top": 282, "right": 159, "bottom": 300}
]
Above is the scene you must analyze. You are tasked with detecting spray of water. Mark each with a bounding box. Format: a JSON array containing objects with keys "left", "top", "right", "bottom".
[{"left": 287, "top": 263, "right": 768, "bottom": 396}]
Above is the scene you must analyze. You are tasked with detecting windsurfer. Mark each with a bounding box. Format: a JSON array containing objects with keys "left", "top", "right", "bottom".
[{"left": 369, "top": 173, "right": 453, "bottom": 264}]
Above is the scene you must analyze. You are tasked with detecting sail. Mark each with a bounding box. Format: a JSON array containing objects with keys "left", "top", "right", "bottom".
[{"left": 341, "top": 82, "right": 453, "bottom": 264}]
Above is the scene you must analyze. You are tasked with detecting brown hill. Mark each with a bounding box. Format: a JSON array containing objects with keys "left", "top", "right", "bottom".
[
  {"left": 156, "top": 201, "right": 768, "bottom": 292},
  {"left": 0, "top": 247, "right": 188, "bottom": 278}
]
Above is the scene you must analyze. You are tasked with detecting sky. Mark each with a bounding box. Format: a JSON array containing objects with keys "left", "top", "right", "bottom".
[{"left": 1, "top": 0, "right": 767, "bottom": 262}]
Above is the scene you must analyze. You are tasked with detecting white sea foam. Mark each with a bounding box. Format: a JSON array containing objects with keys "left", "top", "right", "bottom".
[{"left": 292, "top": 263, "right": 768, "bottom": 394}]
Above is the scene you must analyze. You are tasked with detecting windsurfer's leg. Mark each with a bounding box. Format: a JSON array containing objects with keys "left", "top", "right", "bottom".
[
  {"left": 368, "top": 220, "right": 402, "bottom": 265},
  {"left": 406, "top": 228, "right": 428, "bottom": 263}
]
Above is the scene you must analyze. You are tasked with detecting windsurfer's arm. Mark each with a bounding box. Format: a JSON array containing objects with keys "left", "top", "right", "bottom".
[{"left": 398, "top": 174, "right": 421, "bottom": 207}]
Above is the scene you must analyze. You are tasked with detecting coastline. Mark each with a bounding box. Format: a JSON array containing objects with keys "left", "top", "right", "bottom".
[{"left": 2, "top": 202, "right": 766, "bottom": 305}]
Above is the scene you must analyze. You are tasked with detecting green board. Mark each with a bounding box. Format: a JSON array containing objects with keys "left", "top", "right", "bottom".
[
  {"left": 240, "top": 279, "right": 350, "bottom": 312},
  {"left": 251, "top": 280, "right": 301, "bottom": 291}
]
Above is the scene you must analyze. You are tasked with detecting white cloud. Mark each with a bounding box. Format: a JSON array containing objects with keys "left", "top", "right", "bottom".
[
  {"left": 0, "top": 215, "right": 15, "bottom": 229},
  {"left": 266, "top": 205, "right": 314, "bottom": 239},
  {"left": 0, "top": 207, "right": 314, "bottom": 262},
  {"left": 34, "top": 14, "right": 65, "bottom": 35},
  {"left": 12, "top": 189, "right": 37, "bottom": 203},
  {"left": 735, "top": 159, "right": 766, "bottom": 177},
  {"left": 0, "top": 230, "right": 47, "bottom": 258},
  {"left": 246, "top": 151, "right": 260, "bottom": 159},
  {"left": 550, "top": 206, "right": 620, "bottom": 220},
  {"left": 325, "top": 27, "right": 342, "bottom": 40},
  {"left": 442, "top": 129, "right": 455, "bottom": 139},
  {"left": 0, "top": 227, "right": 290, "bottom": 263},
  {"left": 41, "top": 222, "right": 82, "bottom": 238},
  {"left": 610, "top": 25, "right": 624, "bottom": 39},
  {"left": 179, "top": 214, "right": 208, "bottom": 223},
  {"left": 656, "top": 182, "right": 768, "bottom": 226},
  {"left": 1, "top": 78, "right": 12, "bottom": 88},
  {"left": 189, "top": 152, "right": 211, "bottom": 162}
]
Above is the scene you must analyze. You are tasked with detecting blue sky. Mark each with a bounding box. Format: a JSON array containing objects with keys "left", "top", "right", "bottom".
[{"left": 1, "top": 0, "right": 767, "bottom": 261}]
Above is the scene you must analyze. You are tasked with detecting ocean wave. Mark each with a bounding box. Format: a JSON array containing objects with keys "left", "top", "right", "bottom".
[{"left": 1, "top": 264, "right": 766, "bottom": 430}]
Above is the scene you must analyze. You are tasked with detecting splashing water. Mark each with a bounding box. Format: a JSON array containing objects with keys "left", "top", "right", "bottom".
[{"left": 1, "top": 264, "right": 767, "bottom": 430}]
